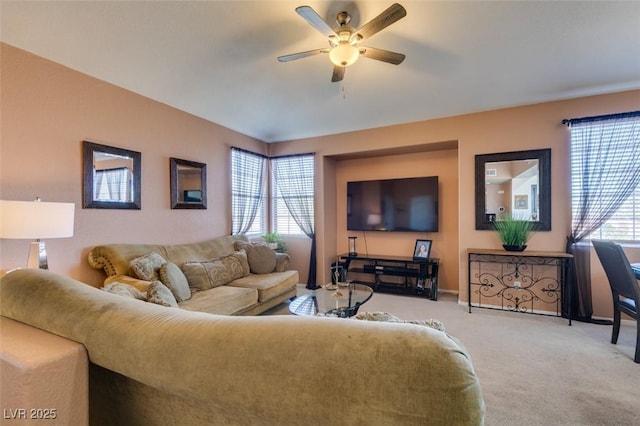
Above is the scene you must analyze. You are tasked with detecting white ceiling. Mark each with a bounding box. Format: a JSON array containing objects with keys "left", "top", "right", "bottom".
[{"left": 2, "top": 1, "right": 639, "bottom": 143}]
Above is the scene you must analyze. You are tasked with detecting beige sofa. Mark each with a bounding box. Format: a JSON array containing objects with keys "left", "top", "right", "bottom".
[
  {"left": 0, "top": 269, "right": 485, "bottom": 425},
  {"left": 87, "top": 235, "right": 298, "bottom": 316},
  {"left": 0, "top": 316, "right": 89, "bottom": 425}
]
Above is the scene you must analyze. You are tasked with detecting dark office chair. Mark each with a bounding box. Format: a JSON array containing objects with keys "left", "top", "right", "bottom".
[{"left": 592, "top": 240, "right": 640, "bottom": 363}]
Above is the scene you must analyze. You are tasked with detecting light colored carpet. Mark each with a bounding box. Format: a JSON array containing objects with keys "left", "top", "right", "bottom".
[{"left": 265, "top": 287, "right": 639, "bottom": 425}]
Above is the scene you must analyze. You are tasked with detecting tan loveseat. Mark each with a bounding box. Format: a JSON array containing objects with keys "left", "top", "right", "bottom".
[
  {"left": 0, "top": 269, "right": 485, "bottom": 425},
  {"left": 87, "top": 235, "right": 298, "bottom": 316}
]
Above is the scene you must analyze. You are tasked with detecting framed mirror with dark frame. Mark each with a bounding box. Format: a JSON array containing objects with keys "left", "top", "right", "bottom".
[
  {"left": 170, "top": 157, "right": 207, "bottom": 209},
  {"left": 83, "top": 141, "right": 142, "bottom": 209},
  {"left": 475, "top": 148, "right": 551, "bottom": 230}
]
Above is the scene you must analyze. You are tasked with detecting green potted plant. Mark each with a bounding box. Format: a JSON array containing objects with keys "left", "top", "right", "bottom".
[
  {"left": 262, "top": 232, "right": 287, "bottom": 253},
  {"left": 493, "top": 213, "right": 535, "bottom": 252}
]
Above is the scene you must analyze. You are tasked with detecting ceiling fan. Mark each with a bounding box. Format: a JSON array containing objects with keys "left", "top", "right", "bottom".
[{"left": 277, "top": 3, "right": 407, "bottom": 82}]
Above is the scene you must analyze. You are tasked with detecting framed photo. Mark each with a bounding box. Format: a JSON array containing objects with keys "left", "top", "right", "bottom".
[
  {"left": 514, "top": 195, "right": 528, "bottom": 209},
  {"left": 413, "top": 239, "right": 432, "bottom": 261}
]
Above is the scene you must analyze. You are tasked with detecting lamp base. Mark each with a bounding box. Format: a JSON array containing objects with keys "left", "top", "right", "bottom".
[{"left": 27, "top": 240, "right": 48, "bottom": 269}]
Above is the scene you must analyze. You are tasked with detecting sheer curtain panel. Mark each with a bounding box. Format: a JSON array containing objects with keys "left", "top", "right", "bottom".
[
  {"left": 272, "top": 154, "right": 317, "bottom": 289},
  {"left": 231, "top": 148, "right": 266, "bottom": 235},
  {"left": 564, "top": 111, "right": 640, "bottom": 321}
]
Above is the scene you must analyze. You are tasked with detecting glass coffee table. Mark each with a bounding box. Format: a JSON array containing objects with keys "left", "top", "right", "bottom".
[{"left": 289, "top": 282, "right": 373, "bottom": 317}]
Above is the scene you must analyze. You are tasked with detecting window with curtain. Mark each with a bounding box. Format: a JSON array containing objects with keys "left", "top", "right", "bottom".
[
  {"left": 230, "top": 149, "right": 315, "bottom": 237},
  {"left": 564, "top": 111, "right": 640, "bottom": 322},
  {"left": 94, "top": 167, "right": 132, "bottom": 202},
  {"left": 589, "top": 188, "right": 639, "bottom": 240},
  {"left": 231, "top": 148, "right": 266, "bottom": 235},
  {"left": 271, "top": 154, "right": 315, "bottom": 235},
  {"left": 570, "top": 114, "right": 640, "bottom": 242}
]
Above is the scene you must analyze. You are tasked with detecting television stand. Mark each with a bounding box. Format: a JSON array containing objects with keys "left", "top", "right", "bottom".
[{"left": 339, "top": 254, "right": 439, "bottom": 300}]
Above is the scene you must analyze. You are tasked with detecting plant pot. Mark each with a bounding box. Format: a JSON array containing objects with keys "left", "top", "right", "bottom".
[{"left": 503, "top": 244, "right": 527, "bottom": 252}]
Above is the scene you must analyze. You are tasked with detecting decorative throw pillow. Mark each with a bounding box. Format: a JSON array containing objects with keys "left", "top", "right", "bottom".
[
  {"left": 146, "top": 281, "right": 179, "bottom": 308},
  {"left": 104, "top": 274, "right": 151, "bottom": 292},
  {"left": 235, "top": 242, "right": 277, "bottom": 274},
  {"left": 181, "top": 261, "right": 217, "bottom": 291},
  {"left": 102, "top": 282, "right": 147, "bottom": 301},
  {"left": 234, "top": 241, "right": 252, "bottom": 252},
  {"left": 159, "top": 261, "right": 191, "bottom": 302},
  {"left": 129, "top": 252, "right": 166, "bottom": 281},
  {"left": 233, "top": 250, "right": 251, "bottom": 276},
  {"left": 274, "top": 253, "right": 289, "bottom": 272},
  {"left": 181, "top": 251, "right": 250, "bottom": 291},
  {"left": 353, "top": 312, "right": 446, "bottom": 332}
]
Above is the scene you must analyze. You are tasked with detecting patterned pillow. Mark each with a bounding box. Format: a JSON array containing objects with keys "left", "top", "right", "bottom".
[
  {"left": 129, "top": 252, "right": 166, "bottom": 281},
  {"left": 102, "top": 282, "right": 147, "bottom": 301},
  {"left": 181, "top": 251, "right": 250, "bottom": 291},
  {"left": 159, "top": 261, "right": 191, "bottom": 302},
  {"left": 146, "top": 281, "right": 178, "bottom": 308},
  {"left": 235, "top": 242, "right": 277, "bottom": 274},
  {"left": 353, "top": 312, "right": 446, "bottom": 332},
  {"left": 104, "top": 274, "right": 152, "bottom": 292}
]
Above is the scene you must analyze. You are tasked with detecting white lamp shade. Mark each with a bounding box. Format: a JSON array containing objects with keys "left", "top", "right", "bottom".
[
  {"left": 367, "top": 214, "right": 382, "bottom": 226},
  {"left": 0, "top": 200, "right": 75, "bottom": 239},
  {"left": 329, "top": 43, "right": 360, "bottom": 67}
]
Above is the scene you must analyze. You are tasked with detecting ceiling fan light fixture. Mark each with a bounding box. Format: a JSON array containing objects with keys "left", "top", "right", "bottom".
[
  {"left": 280, "top": 4, "right": 407, "bottom": 80},
  {"left": 329, "top": 43, "right": 359, "bottom": 67}
]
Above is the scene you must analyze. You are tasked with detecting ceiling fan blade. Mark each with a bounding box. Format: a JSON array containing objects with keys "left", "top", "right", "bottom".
[
  {"left": 354, "top": 3, "right": 406, "bottom": 42},
  {"left": 296, "top": 6, "right": 337, "bottom": 38},
  {"left": 278, "top": 48, "right": 328, "bottom": 62},
  {"left": 331, "top": 66, "right": 345, "bottom": 83},
  {"left": 360, "top": 47, "right": 406, "bottom": 65}
]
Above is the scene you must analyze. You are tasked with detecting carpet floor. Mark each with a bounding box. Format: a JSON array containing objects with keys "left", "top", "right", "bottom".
[{"left": 264, "top": 287, "right": 639, "bottom": 426}]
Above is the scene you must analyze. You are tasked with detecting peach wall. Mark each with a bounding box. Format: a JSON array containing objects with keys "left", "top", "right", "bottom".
[
  {"left": 0, "top": 43, "right": 265, "bottom": 285},
  {"left": 2, "top": 43, "right": 639, "bottom": 318},
  {"left": 271, "top": 90, "right": 640, "bottom": 318},
  {"left": 334, "top": 149, "right": 459, "bottom": 291}
]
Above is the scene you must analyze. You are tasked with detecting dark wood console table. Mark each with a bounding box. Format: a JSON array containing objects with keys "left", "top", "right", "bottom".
[
  {"left": 339, "top": 254, "right": 439, "bottom": 300},
  {"left": 467, "top": 249, "right": 573, "bottom": 324}
]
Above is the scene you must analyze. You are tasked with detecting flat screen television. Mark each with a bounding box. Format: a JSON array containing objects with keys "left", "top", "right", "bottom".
[
  {"left": 347, "top": 176, "right": 439, "bottom": 232},
  {"left": 183, "top": 190, "right": 202, "bottom": 203}
]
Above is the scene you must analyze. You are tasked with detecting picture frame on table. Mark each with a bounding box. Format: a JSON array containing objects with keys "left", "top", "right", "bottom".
[
  {"left": 514, "top": 195, "right": 528, "bottom": 209},
  {"left": 413, "top": 239, "right": 432, "bottom": 261}
]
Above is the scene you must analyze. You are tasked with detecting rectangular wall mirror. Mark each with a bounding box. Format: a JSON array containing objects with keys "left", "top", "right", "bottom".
[
  {"left": 475, "top": 148, "right": 551, "bottom": 230},
  {"left": 170, "top": 157, "right": 207, "bottom": 209},
  {"left": 83, "top": 141, "right": 141, "bottom": 209}
]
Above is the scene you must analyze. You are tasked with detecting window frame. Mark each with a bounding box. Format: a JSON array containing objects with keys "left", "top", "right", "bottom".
[
  {"left": 231, "top": 149, "right": 315, "bottom": 238},
  {"left": 569, "top": 115, "right": 640, "bottom": 242},
  {"left": 270, "top": 154, "right": 315, "bottom": 236},
  {"left": 231, "top": 148, "right": 267, "bottom": 236}
]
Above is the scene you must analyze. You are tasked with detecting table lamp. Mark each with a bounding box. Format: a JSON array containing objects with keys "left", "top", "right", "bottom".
[
  {"left": 0, "top": 198, "right": 75, "bottom": 269},
  {"left": 366, "top": 213, "right": 382, "bottom": 230}
]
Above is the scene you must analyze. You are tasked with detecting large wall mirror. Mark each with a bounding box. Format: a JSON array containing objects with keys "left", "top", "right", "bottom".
[
  {"left": 475, "top": 148, "right": 551, "bottom": 230},
  {"left": 83, "top": 141, "right": 141, "bottom": 209},
  {"left": 170, "top": 157, "right": 207, "bottom": 209}
]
